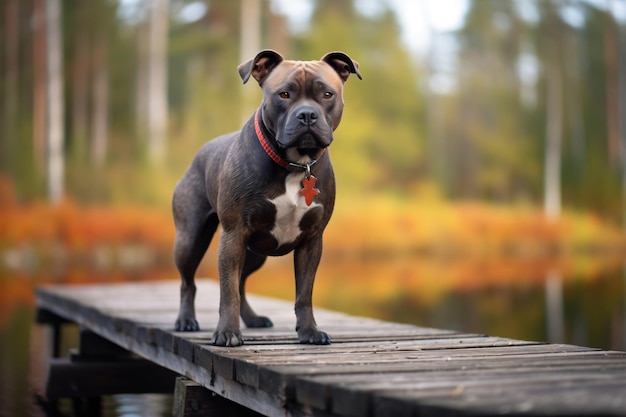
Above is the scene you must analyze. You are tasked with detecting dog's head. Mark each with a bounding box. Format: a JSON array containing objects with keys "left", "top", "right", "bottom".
[{"left": 238, "top": 50, "right": 361, "bottom": 161}]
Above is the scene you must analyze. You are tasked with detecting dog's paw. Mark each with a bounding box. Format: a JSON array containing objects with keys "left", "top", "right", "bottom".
[
  {"left": 298, "top": 329, "right": 332, "bottom": 345},
  {"left": 175, "top": 318, "right": 200, "bottom": 332},
  {"left": 244, "top": 316, "right": 274, "bottom": 328},
  {"left": 212, "top": 330, "right": 244, "bottom": 347}
]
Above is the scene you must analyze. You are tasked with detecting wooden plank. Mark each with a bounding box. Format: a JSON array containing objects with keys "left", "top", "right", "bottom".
[
  {"left": 218, "top": 341, "right": 595, "bottom": 397},
  {"left": 308, "top": 370, "right": 626, "bottom": 417},
  {"left": 37, "top": 281, "right": 300, "bottom": 417},
  {"left": 291, "top": 347, "right": 625, "bottom": 415},
  {"left": 258, "top": 349, "right": 624, "bottom": 393},
  {"left": 172, "top": 377, "right": 263, "bottom": 417},
  {"left": 370, "top": 378, "right": 626, "bottom": 417},
  {"left": 36, "top": 280, "right": 626, "bottom": 417},
  {"left": 226, "top": 337, "right": 540, "bottom": 391}
]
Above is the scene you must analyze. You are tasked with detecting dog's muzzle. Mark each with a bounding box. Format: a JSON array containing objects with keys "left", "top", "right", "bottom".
[{"left": 279, "top": 108, "right": 332, "bottom": 150}]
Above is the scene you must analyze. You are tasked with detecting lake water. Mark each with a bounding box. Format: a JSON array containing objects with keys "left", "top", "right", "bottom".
[{"left": 1, "top": 254, "right": 625, "bottom": 417}]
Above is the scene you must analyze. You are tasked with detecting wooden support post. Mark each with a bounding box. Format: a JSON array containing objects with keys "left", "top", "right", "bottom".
[
  {"left": 71, "top": 396, "right": 102, "bottom": 417},
  {"left": 77, "top": 328, "right": 131, "bottom": 358},
  {"left": 45, "top": 357, "right": 178, "bottom": 399},
  {"left": 172, "top": 377, "right": 262, "bottom": 417},
  {"left": 41, "top": 325, "right": 178, "bottom": 416},
  {"left": 36, "top": 308, "right": 71, "bottom": 357}
]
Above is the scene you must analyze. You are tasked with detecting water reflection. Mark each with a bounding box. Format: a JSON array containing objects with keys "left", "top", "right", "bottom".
[
  {"left": 106, "top": 394, "right": 172, "bottom": 417},
  {"left": 545, "top": 270, "right": 564, "bottom": 344},
  {"left": 0, "top": 254, "right": 624, "bottom": 417},
  {"left": 246, "top": 253, "right": 626, "bottom": 350}
]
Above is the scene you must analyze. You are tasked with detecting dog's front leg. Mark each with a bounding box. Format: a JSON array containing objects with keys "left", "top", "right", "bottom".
[
  {"left": 294, "top": 235, "right": 331, "bottom": 345},
  {"left": 213, "top": 230, "right": 245, "bottom": 346}
]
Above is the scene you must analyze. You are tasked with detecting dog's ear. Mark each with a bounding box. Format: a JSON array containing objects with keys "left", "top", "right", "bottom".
[
  {"left": 321, "top": 52, "right": 363, "bottom": 83},
  {"left": 238, "top": 50, "right": 284, "bottom": 85}
]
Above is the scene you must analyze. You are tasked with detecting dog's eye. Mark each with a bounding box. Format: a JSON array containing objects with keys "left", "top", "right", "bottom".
[
  {"left": 279, "top": 92, "right": 290, "bottom": 99},
  {"left": 323, "top": 92, "right": 334, "bottom": 99}
]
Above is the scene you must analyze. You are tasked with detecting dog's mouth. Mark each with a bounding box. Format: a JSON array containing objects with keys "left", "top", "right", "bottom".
[
  {"left": 297, "top": 132, "right": 327, "bottom": 150},
  {"left": 278, "top": 130, "right": 331, "bottom": 151},
  {"left": 293, "top": 133, "right": 331, "bottom": 160}
]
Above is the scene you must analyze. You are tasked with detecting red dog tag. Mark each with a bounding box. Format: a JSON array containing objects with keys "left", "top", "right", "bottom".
[{"left": 300, "top": 175, "right": 320, "bottom": 206}]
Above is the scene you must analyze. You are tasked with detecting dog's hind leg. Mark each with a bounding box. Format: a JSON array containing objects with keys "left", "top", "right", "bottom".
[
  {"left": 173, "top": 186, "right": 219, "bottom": 331},
  {"left": 239, "top": 250, "right": 273, "bottom": 328}
]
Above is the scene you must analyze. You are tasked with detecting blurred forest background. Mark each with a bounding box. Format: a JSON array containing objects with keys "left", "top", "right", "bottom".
[
  {"left": 2, "top": 0, "right": 626, "bottom": 282},
  {"left": 4, "top": 3, "right": 626, "bottom": 414},
  {"left": 3, "top": 2, "right": 626, "bottom": 393}
]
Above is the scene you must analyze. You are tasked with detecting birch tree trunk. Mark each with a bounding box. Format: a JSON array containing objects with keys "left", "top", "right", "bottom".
[
  {"left": 91, "top": 23, "right": 109, "bottom": 167},
  {"left": 541, "top": 3, "right": 563, "bottom": 222},
  {"left": 146, "top": 0, "right": 169, "bottom": 162},
  {"left": 46, "top": 0, "right": 64, "bottom": 202},
  {"left": 544, "top": 44, "right": 563, "bottom": 221},
  {"left": 424, "top": 4, "right": 447, "bottom": 191},
  {"left": 3, "top": 0, "right": 19, "bottom": 169},
  {"left": 240, "top": 0, "right": 261, "bottom": 124}
]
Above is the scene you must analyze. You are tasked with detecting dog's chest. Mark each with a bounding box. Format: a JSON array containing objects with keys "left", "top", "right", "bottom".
[{"left": 268, "top": 172, "right": 321, "bottom": 246}]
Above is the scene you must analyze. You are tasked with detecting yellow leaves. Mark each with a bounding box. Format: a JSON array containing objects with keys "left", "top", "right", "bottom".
[
  {"left": 326, "top": 192, "right": 626, "bottom": 261},
  {"left": 0, "top": 191, "right": 174, "bottom": 251},
  {"left": 2, "top": 173, "right": 624, "bottom": 306}
]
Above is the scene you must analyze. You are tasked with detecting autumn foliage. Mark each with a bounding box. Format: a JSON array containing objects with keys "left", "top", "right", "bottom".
[
  {"left": 0, "top": 178, "right": 172, "bottom": 250},
  {"left": 2, "top": 174, "right": 626, "bottom": 265},
  {"left": 2, "top": 175, "right": 626, "bottom": 333},
  {"left": 327, "top": 196, "right": 626, "bottom": 259}
]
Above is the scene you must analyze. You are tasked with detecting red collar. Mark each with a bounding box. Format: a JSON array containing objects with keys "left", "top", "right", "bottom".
[
  {"left": 254, "top": 110, "right": 324, "bottom": 175},
  {"left": 254, "top": 110, "right": 289, "bottom": 169}
]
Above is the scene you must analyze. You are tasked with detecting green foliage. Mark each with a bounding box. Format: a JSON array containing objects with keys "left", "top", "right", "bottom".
[
  {"left": 295, "top": 1, "right": 426, "bottom": 193},
  {"left": 0, "top": 0, "right": 624, "bottom": 222}
]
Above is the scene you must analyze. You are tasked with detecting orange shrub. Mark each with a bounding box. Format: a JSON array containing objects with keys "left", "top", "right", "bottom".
[{"left": 1, "top": 177, "right": 624, "bottom": 262}]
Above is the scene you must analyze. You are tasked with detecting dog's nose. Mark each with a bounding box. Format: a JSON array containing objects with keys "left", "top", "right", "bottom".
[{"left": 296, "top": 107, "right": 318, "bottom": 126}]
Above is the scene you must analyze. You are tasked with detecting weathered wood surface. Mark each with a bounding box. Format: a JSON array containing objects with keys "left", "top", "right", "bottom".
[
  {"left": 36, "top": 279, "right": 626, "bottom": 417},
  {"left": 172, "top": 377, "right": 263, "bottom": 417}
]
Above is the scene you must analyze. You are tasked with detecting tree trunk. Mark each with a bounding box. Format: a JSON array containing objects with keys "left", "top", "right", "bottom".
[
  {"left": 91, "top": 24, "right": 109, "bottom": 167},
  {"left": 544, "top": 42, "right": 562, "bottom": 221},
  {"left": 540, "top": 1, "right": 563, "bottom": 222},
  {"left": 136, "top": 15, "right": 149, "bottom": 142},
  {"left": 564, "top": 15, "right": 585, "bottom": 165},
  {"left": 71, "top": 0, "right": 90, "bottom": 160},
  {"left": 240, "top": 0, "right": 261, "bottom": 124},
  {"left": 618, "top": 7, "right": 626, "bottom": 231},
  {"left": 3, "top": 0, "right": 19, "bottom": 171},
  {"left": 604, "top": 9, "right": 620, "bottom": 166},
  {"left": 33, "top": 0, "right": 46, "bottom": 173},
  {"left": 146, "top": 0, "right": 169, "bottom": 162},
  {"left": 46, "top": 0, "right": 65, "bottom": 202}
]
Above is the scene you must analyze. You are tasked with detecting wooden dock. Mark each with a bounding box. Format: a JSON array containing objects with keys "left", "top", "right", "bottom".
[{"left": 36, "top": 279, "right": 626, "bottom": 416}]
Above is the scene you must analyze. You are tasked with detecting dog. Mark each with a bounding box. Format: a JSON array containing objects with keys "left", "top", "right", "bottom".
[{"left": 172, "top": 50, "right": 361, "bottom": 346}]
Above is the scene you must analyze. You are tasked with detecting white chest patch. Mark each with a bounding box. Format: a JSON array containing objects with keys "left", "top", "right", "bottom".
[{"left": 269, "top": 172, "right": 321, "bottom": 247}]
